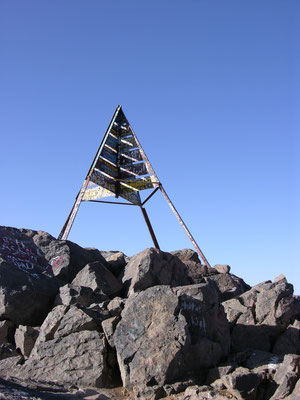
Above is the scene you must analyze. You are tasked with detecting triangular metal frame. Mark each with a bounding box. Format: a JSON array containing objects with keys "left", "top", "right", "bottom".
[{"left": 58, "top": 105, "right": 211, "bottom": 267}]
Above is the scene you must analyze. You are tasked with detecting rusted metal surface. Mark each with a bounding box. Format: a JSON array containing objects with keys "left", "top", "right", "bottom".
[
  {"left": 159, "top": 185, "right": 211, "bottom": 268},
  {"left": 140, "top": 207, "right": 160, "bottom": 250},
  {"left": 141, "top": 186, "right": 160, "bottom": 206}
]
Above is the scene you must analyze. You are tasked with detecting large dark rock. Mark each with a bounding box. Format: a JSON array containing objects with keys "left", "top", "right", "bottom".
[
  {"left": 100, "top": 251, "right": 127, "bottom": 277},
  {"left": 0, "top": 259, "right": 61, "bottom": 325},
  {"left": 72, "top": 261, "right": 122, "bottom": 298},
  {"left": 13, "top": 331, "right": 109, "bottom": 388},
  {"left": 14, "top": 325, "right": 39, "bottom": 358},
  {"left": 121, "top": 248, "right": 191, "bottom": 296},
  {"left": 170, "top": 249, "right": 208, "bottom": 283},
  {"left": 223, "top": 276, "right": 299, "bottom": 353},
  {"left": 0, "top": 226, "right": 110, "bottom": 325},
  {"left": 113, "top": 283, "right": 230, "bottom": 397},
  {"left": 208, "top": 273, "right": 250, "bottom": 302},
  {"left": 54, "top": 283, "right": 108, "bottom": 307},
  {"left": 221, "top": 367, "right": 261, "bottom": 400},
  {"left": 0, "top": 225, "right": 108, "bottom": 283},
  {"left": 273, "top": 319, "right": 300, "bottom": 356}
]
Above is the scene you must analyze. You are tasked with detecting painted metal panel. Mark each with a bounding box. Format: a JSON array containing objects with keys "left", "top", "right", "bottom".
[
  {"left": 119, "top": 162, "right": 149, "bottom": 178},
  {"left": 83, "top": 186, "right": 114, "bottom": 200},
  {"left": 91, "top": 170, "right": 116, "bottom": 194},
  {"left": 106, "top": 135, "right": 118, "bottom": 149},
  {"left": 101, "top": 146, "right": 117, "bottom": 164},
  {"left": 120, "top": 136, "right": 138, "bottom": 149},
  {"left": 120, "top": 149, "right": 143, "bottom": 163},
  {"left": 119, "top": 188, "right": 141, "bottom": 204},
  {"left": 95, "top": 158, "right": 118, "bottom": 178},
  {"left": 120, "top": 176, "right": 155, "bottom": 191}
]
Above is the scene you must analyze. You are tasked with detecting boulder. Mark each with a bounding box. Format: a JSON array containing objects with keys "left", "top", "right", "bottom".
[
  {"left": 0, "top": 320, "right": 15, "bottom": 344},
  {"left": 14, "top": 331, "right": 109, "bottom": 388},
  {"left": 207, "top": 273, "right": 250, "bottom": 302},
  {"left": 170, "top": 249, "right": 209, "bottom": 283},
  {"left": 31, "top": 304, "right": 101, "bottom": 357},
  {"left": 14, "top": 325, "right": 39, "bottom": 358},
  {"left": 0, "top": 225, "right": 108, "bottom": 283},
  {"left": 54, "top": 283, "right": 108, "bottom": 307},
  {"left": 121, "top": 248, "right": 191, "bottom": 296},
  {"left": 0, "top": 259, "right": 61, "bottom": 326},
  {"left": 0, "top": 343, "right": 19, "bottom": 360},
  {"left": 72, "top": 261, "right": 122, "bottom": 298},
  {"left": 221, "top": 367, "right": 261, "bottom": 400},
  {"left": 273, "top": 319, "right": 300, "bottom": 356},
  {"left": 223, "top": 277, "right": 299, "bottom": 352},
  {"left": 102, "top": 316, "right": 120, "bottom": 348},
  {"left": 100, "top": 251, "right": 127, "bottom": 277},
  {"left": 113, "top": 283, "right": 230, "bottom": 397},
  {"left": 213, "top": 264, "right": 231, "bottom": 274},
  {"left": 270, "top": 354, "right": 300, "bottom": 399}
]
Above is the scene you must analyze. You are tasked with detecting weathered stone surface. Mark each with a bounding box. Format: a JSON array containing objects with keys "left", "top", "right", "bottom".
[
  {"left": 102, "top": 316, "right": 120, "bottom": 348},
  {"left": 223, "top": 277, "right": 299, "bottom": 352},
  {"left": 270, "top": 354, "right": 300, "bottom": 399},
  {"left": 0, "top": 320, "right": 15, "bottom": 345},
  {"left": 14, "top": 325, "right": 39, "bottom": 358},
  {"left": 121, "top": 248, "right": 191, "bottom": 296},
  {"left": 72, "top": 261, "right": 122, "bottom": 298},
  {"left": 287, "top": 378, "right": 300, "bottom": 400},
  {"left": 114, "top": 284, "right": 230, "bottom": 396},
  {"left": 54, "top": 283, "right": 107, "bottom": 307},
  {"left": 180, "top": 385, "right": 230, "bottom": 400},
  {"left": 206, "top": 364, "right": 237, "bottom": 385},
  {"left": 101, "top": 251, "right": 127, "bottom": 277},
  {"left": 53, "top": 305, "right": 100, "bottom": 338},
  {"left": 0, "top": 343, "right": 19, "bottom": 360},
  {"left": 0, "top": 227, "right": 66, "bottom": 325},
  {"left": 0, "top": 260, "right": 61, "bottom": 326},
  {"left": 208, "top": 273, "right": 250, "bottom": 302},
  {"left": 43, "top": 240, "right": 108, "bottom": 282},
  {"left": 273, "top": 319, "right": 300, "bottom": 356},
  {"left": 170, "top": 249, "right": 212, "bottom": 284},
  {"left": 107, "top": 297, "right": 125, "bottom": 317},
  {"left": 221, "top": 367, "right": 261, "bottom": 400},
  {"left": 14, "top": 331, "right": 109, "bottom": 388},
  {"left": 213, "top": 264, "right": 231, "bottom": 274}
]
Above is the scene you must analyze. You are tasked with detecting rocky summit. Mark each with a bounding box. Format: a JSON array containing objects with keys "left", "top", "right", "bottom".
[{"left": 0, "top": 226, "right": 299, "bottom": 400}]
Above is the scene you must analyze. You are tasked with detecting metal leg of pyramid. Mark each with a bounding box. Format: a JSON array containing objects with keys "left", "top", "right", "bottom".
[
  {"left": 140, "top": 206, "right": 160, "bottom": 250},
  {"left": 159, "top": 185, "right": 211, "bottom": 268},
  {"left": 58, "top": 179, "right": 90, "bottom": 240}
]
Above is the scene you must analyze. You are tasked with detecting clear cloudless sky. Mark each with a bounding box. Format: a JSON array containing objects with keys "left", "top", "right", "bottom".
[{"left": 0, "top": 1, "right": 299, "bottom": 293}]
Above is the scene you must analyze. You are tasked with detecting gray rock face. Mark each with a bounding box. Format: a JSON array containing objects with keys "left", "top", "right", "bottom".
[
  {"left": 0, "top": 320, "right": 15, "bottom": 345},
  {"left": 270, "top": 354, "right": 300, "bottom": 399},
  {"left": 54, "top": 283, "right": 107, "bottom": 307},
  {"left": 101, "top": 251, "right": 127, "bottom": 277},
  {"left": 273, "top": 319, "right": 300, "bottom": 356},
  {"left": 15, "top": 330, "right": 109, "bottom": 388},
  {"left": 0, "top": 259, "right": 61, "bottom": 325},
  {"left": 223, "top": 277, "right": 299, "bottom": 353},
  {"left": 14, "top": 325, "right": 39, "bottom": 358},
  {"left": 208, "top": 273, "right": 250, "bottom": 302},
  {"left": 113, "top": 283, "right": 230, "bottom": 396},
  {"left": 72, "top": 261, "right": 122, "bottom": 298},
  {"left": 121, "top": 248, "right": 191, "bottom": 296},
  {"left": 170, "top": 249, "right": 208, "bottom": 283},
  {"left": 221, "top": 367, "right": 261, "bottom": 400}
]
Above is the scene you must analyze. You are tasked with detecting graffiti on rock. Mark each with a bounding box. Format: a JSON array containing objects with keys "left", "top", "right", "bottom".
[{"left": 0, "top": 236, "right": 49, "bottom": 275}]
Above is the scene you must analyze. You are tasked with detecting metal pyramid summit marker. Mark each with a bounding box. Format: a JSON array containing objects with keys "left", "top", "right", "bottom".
[{"left": 58, "top": 105, "right": 211, "bottom": 267}]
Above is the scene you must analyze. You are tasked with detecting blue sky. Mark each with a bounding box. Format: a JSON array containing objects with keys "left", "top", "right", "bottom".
[{"left": 1, "top": 1, "right": 299, "bottom": 293}]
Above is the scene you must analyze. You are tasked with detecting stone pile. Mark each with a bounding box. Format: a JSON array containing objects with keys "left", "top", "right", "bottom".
[{"left": 0, "top": 226, "right": 299, "bottom": 400}]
